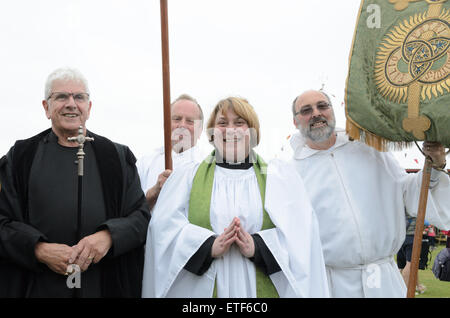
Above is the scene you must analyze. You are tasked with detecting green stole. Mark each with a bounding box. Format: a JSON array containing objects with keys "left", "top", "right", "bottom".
[{"left": 188, "top": 151, "right": 279, "bottom": 298}]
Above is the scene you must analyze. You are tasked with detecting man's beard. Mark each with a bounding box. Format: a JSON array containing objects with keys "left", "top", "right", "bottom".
[{"left": 299, "top": 116, "right": 336, "bottom": 143}]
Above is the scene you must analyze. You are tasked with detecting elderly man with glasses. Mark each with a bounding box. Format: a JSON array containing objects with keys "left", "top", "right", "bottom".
[
  {"left": 288, "top": 89, "right": 450, "bottom": 298},
  {"left": 0, "top": 67, "right": 150, "bottom": 297},
  {"left": 136, "top": 94, "right": 206, "bottom": 212}
]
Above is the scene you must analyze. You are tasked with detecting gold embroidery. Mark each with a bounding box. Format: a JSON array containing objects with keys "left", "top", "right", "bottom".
[
  {"left": 389, "top": 0, "right": 422, "bottom": 11},
  {"left": 374, "top": 2, "right": 450, "bottom": 139}
]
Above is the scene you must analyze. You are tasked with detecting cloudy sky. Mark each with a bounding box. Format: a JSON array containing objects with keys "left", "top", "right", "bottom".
[{"left": 0, "top": 0, "right": 443, "bottom": 167}]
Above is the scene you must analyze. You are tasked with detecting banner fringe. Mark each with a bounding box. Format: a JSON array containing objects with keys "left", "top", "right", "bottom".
[{"left": 346, "top": 120, "right": 413, "bottom": 152}]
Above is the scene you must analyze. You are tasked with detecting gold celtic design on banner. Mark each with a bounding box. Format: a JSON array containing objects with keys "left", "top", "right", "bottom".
[{"left": 374, "top": 0, "right": 450, "bottom": 139}]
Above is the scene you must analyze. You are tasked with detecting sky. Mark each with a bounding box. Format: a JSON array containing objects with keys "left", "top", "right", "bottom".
[{"left": 0, "top": 0, "right": 446, "bottom": 168}]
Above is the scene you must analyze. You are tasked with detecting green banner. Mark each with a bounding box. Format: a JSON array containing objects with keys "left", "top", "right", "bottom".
[{"left": 345, "top": 0, "right": 450, "bottom": 150}]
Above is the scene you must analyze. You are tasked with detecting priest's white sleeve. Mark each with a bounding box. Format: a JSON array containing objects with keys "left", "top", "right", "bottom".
[
  {"left": 141, "top": 162, "right": 216, "bottom": 298},
  {"left": 383, "top": 152, "right": 450, "bottom": 230},
  {"left": 263, "top": 159, "right": 330, "bottom": 297},
  {"left": 136, "top": 152, "right": 160, "bottom": 194},
  {"left": 426, "top": 167, "right": 450, "bottom": 229}
]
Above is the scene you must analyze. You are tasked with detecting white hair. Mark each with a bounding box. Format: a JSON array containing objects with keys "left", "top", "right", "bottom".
[{"left": 44, "top": 67, "right": 90, "bottom": 99}]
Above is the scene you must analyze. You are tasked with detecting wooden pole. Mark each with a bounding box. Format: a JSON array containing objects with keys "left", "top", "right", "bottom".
[
  {"left": 406, "top": 158, "right": 432, "bottom": 298},
  {"left": 160, "top": 0, "right": 172, "bottom": 170}
]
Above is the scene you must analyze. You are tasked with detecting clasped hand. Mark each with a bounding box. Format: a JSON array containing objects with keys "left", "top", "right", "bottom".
[
  {"left": 34, "top": 229, "right": 112, "bottom": 275},
  {"left": 211, "top": 217, "right": 255, "bottom": 259}
]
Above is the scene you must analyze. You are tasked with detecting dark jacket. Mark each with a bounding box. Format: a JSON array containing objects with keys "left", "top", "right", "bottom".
[{"left": 0, "top": 129, "right": 150, "bottom": 297}]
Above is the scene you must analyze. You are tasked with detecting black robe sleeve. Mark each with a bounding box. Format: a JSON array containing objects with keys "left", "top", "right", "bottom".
[
  {"left": 184, "top": 236, "right": 216, "bottom": 275},
  {"left": 97, "top": 145, "right": 151, "bottom": 258},
  {"left": 0, "top": 151, "right": 48, "bottom": 273},
  {"left": 250, "top": 234, "right": 281, "bottom": 275},
  {"left": 184, "top": 234, "right": 281, "bottom": 276}
]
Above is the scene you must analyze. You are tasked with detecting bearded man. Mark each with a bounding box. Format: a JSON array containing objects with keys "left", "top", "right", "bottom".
[{"left": 288, "top": 89, "right": 450, "bottom": 297}]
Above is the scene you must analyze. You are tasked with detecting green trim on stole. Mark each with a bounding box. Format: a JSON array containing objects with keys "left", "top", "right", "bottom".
[{"left": 188, "top": 151, "right": 279, "bottom": 298}]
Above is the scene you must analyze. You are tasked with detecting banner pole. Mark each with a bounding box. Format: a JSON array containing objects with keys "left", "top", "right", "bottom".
[
  {"left": 406, "top": 158, "right": 432, "bottom": 298},
  {"left": 160, "top": 0, "right": 172, "bottom": 170}
]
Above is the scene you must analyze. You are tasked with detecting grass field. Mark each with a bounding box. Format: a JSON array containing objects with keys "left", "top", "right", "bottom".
[{"left": 412, "top": 244, "right": 450, "bottom": 298}]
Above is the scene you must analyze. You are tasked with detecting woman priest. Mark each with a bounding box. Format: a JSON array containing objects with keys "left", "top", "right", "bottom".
[{"left": 142, "top": 97, "right": 329, "bottom": 298}]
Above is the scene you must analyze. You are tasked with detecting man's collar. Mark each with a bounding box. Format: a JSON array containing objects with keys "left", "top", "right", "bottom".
[
  {"left": 175, "top": 145, "right": 199, "bottom": 158},
  {"left": 46, "top": 128, "right": 93, "bottom": 146},
  {"left": 290, "top": 128, "right": 350, "bottom": 159},
  {"left": 158, "top": 144, "right": 200, "bottom": 157}
]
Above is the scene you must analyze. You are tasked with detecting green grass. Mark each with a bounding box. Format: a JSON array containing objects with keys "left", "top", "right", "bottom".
[{"left": 415, "top": 244, "right": 450, "bottom": 298}]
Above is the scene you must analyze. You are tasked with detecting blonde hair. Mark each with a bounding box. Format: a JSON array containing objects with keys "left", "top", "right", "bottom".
[{"left": 206, "top": 97, "right": 260, "bottom": 146}]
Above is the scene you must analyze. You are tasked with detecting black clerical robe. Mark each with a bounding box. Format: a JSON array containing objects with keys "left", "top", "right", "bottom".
[{"left": 0, "top": 129, "right": 150, "bottom": 297}]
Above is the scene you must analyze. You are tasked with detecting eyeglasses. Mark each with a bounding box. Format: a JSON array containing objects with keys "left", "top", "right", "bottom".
[
  {"left": 47, "top": 92, "right": 90, "bottom": 103},
  {"left": 294, "top": 102, "right": 330, "bottom": 116}
]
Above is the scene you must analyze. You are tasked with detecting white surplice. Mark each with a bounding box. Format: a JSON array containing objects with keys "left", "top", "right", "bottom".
[
  {"left": 141, "top": 159, "right": 329, "bottom": 298},
  {"left": 289, "top": 130, "right": 450, "bottom": 297},
  {"left": 136, "top": 145, "right": 205, "bottom": 195}
]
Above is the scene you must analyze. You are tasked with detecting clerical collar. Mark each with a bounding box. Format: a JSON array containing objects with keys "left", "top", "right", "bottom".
[
  {"left": 215, "top": 153, "right": 255, "bottom": 170},
  {"left": 45, "top": 129, "right": 93, "bottom": 149},
  {"left": 45, "top": 130, "right": 63, "bottom": 144}
]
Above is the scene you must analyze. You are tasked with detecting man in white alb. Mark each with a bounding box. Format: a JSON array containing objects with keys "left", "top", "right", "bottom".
[
  {"left": 289, "top": 89, "right": 450, "bottom": 297},
  {"left": 136, "top": 94, "right": 206, "bottom": 210}
]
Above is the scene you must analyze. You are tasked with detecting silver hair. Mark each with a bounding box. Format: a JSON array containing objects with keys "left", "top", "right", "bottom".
[
  {"left": 172, "top": 94, "right": 204, "bottom": 122},
  {"left": 299, "top": 115, "right": 336, "bottom": 142},
  {"left": 44, "top": 67, "right": 90, "bottom": 100}
]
